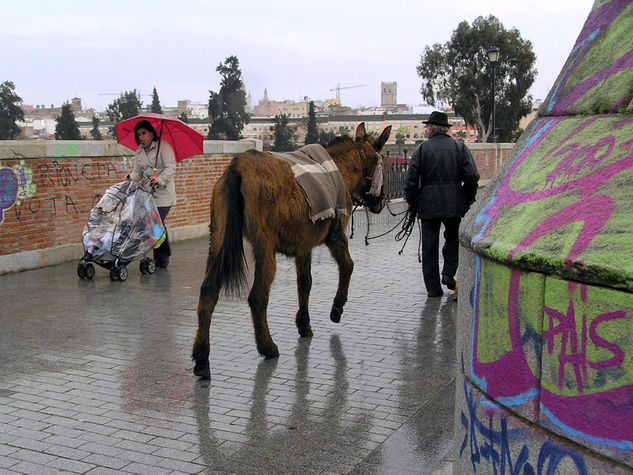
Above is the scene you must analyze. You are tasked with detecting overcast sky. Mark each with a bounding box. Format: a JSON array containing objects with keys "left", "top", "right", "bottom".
[{"left": 2, "top": 0, "right": 595, "bottom": 112}]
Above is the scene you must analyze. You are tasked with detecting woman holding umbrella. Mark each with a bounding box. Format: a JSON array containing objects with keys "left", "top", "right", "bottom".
[{"left": 129, "top": 120, "right": 176, "bottom": 268}]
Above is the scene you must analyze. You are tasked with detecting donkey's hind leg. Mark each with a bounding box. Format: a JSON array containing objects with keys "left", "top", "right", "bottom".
[
  {"left": 326, "top": 234, "right": 354, "bottom": 323},
  {"left": 192, "top": 272, "right": 220, "bottom": 379},
  {"left": 248, "top": 246, "right": 280, "bottom": 359},
  {"left": 295, "top": 252, "right": 313, "bottom": 338}
]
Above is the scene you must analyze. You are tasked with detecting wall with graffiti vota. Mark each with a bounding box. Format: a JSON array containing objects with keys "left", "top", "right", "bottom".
[{"left": 455, "top": 0, "right": 633, "bottom": 473}]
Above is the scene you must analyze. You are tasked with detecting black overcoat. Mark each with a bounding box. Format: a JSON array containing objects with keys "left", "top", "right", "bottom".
[{"left": 404, "top": 132, "right": 480, "bottom": 219}]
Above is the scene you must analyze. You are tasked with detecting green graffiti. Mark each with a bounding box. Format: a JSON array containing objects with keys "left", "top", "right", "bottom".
[
  {"left": 476, "top": 259, "right": 544, "bottom": 374},
  {"left": 55, "top": 143, "right": 80, "bottom": 157}
]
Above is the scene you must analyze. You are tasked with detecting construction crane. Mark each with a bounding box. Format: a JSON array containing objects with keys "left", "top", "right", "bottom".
[
  {"left": 98, "top": 92, "right": 152, "bottom": 97},
  {"left": 329, "top": 84, "right": 367, "bottom": 104}
]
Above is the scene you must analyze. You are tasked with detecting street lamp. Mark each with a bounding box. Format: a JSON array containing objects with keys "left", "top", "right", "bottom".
[{"left": 487, "top": 45, "right": 500, "bottom": 143}]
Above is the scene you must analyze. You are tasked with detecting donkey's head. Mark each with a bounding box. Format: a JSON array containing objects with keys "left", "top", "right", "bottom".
[{"left": 353, "top": 123, "right": 392, "bottom": 213}]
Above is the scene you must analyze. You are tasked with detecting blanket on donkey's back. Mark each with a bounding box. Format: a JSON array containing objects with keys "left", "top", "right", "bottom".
[{"left": 272, "top": 144, "right": 348, "bottom": 223}]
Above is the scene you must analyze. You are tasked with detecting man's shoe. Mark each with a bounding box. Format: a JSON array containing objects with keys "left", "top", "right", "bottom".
[
  {"left": 441, "top": 274, "right": 456, "bottom": 291},
  {"left": 427, "top": 290, "right": 443, "bottom": 298}
]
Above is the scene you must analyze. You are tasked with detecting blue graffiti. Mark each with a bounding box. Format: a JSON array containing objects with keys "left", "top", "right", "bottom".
[{"left": 460, "top": 379, "right": 588, "bottom": 475}]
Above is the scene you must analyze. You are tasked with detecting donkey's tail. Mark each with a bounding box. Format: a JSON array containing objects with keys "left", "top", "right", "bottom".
[{"left": 208, "top": 164, "right": 247, "bottom": 294}]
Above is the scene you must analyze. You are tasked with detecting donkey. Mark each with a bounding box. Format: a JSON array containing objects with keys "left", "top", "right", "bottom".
[{"left": 192, "top": 122, "right": 392, "bottom": 378}]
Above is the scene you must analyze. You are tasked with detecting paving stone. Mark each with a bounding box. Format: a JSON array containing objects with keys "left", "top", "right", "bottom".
[{"left": 0, "top": 204, "right": 456, "bottom": 473}]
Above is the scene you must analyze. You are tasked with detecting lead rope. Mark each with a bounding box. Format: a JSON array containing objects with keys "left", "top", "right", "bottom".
[{"left": 348, "top": 201, "right": 422, "bottom": 260}]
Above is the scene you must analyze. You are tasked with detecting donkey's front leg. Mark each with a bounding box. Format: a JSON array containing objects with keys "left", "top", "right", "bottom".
[
  {"left": 248, "top": 247, "right": 279, "bottom": 359},
  {"left": 295, "top": 252, "right": 313, "bottom": 337},
  {"left": 326, "top": 235, "right": 354, "bottom": 323}
]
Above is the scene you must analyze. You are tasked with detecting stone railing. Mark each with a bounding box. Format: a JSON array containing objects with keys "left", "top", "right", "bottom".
[{"left": 0, "top": 139, "right": 510, "bottom": 275}]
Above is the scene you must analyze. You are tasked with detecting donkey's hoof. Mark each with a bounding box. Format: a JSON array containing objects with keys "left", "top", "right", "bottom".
[
  {"left": 261, "top": 344, "right": 279, "bottom": 360},
  {"left": 193, "top": 362, "right": 210, "bottom": 380},
  {"left": 330, "top": 306, "right": 343, "bottom": 323},
  {"left": 298, "top": 326, "right": 313, "bottom": 338}
]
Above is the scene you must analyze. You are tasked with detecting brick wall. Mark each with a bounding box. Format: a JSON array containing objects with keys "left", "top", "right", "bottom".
[
  {"left": 0, "top": 140, "right": 259, "bottom": 274},
  {"left": 467, "top": 143, "right": 515, "bottom": 184}
]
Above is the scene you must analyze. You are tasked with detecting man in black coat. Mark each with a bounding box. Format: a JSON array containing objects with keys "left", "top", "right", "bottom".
[{"left": 404, "top": 111, "right": 480, "bottom": 297}]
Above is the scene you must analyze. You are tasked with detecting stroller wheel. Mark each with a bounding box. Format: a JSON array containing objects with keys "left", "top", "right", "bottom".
[
  {"left": 109, "top": 268, "right": 120, "bottom": 281},
  {"left": 140, "top": 259, "right": 148, "bottom": 274},
  {"left": 118, "top": 266, "right": 128, "bottom": 281},
  {"left": 146, "top": 258, "right": 156, "bottom": 274},
  {"left": 77, "top": 262, "right": 86, "bottom": 279},
  {"left": 85, "top": 264, "right": 95, "bottom": 280}
]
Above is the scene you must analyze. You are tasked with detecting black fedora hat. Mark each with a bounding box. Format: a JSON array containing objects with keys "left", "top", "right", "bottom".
[{"left": 423, "top": 111, "right": 453, "bottom": 127}]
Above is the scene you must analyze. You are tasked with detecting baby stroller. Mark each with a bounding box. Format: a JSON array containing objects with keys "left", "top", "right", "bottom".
[{"left": 77, "top": 181, "right": 166, "bottom": 281}]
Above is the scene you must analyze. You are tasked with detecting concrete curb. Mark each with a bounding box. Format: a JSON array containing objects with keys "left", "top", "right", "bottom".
[{"left": 0, "top": 222, "right": 211, "bottom": 276}]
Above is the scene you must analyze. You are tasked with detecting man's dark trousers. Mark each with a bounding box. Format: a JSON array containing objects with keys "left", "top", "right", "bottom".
[{"left": 421, "top": 218, "right": 460, "bottom": 293}]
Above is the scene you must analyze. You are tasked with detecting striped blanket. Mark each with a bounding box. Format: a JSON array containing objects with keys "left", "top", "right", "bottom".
[{"left": 273, "top": 144, "right": 348, "bottom": 223}]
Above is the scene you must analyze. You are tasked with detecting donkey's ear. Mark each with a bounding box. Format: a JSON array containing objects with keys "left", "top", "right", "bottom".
[
  {"left": 375, "top": 125, "right": 392, "bottom": 151},
  {"left": 355, "top": 122, "right": 367, "bottom": 139}
]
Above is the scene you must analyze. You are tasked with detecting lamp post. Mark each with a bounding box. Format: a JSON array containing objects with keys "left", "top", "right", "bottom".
[{"left": 487, "top": 45, "right": 500, "bottom": 143}]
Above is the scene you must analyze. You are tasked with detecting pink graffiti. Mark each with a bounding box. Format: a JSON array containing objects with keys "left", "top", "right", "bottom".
[
  {"left": 472, "top": 270, "right": 538, "bottom": 398},
  {"left": 471, "top": 116, "right": 633, "bottom": 444},
  {"left": 508, "top": 195, "right": 613, "bottom": 269},
  {"left": 477, "top": 118, "right": 633, "bottom": 260},
  {"left": 543, "top": 286, "right": 626, "bottom": 395},
  {"left": 548, "top": 0, "right": 633, "bottom": 116},
  {"left": 550, "top": 48, "right": 633, "bottom": 116}
]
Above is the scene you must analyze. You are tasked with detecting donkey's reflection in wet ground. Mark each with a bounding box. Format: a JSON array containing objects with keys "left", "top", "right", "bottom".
[{"left": 193, "top": 335, "right": 371, "bottom": 473}]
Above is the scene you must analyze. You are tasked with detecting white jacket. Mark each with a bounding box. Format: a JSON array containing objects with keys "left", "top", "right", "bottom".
[{"left": 130, "top": 140, "right": 176, "bottom": 207}]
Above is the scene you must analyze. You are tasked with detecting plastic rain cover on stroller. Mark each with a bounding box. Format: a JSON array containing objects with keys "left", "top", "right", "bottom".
[{"left": 82, "top": 181, "right": 165, "bottom": 265}]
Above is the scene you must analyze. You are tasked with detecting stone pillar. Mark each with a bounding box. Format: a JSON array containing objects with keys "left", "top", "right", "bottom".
[{"left": 453, "top": 1, "right": 633, "bottom": 472}]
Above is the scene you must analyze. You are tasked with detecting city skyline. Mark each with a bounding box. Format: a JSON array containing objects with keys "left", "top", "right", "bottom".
[{"left": 3, "top": 1, "right": 594, "bottom": 112}]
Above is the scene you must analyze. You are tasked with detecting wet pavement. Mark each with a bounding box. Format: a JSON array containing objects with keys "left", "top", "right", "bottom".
[{"left": 0, "top": 201, "right": 457, "bottom": 474}]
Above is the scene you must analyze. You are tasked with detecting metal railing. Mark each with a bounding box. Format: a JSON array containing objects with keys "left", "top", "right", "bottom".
[{"left": 385, "top": 160, "right": 410, "bottom": 200}]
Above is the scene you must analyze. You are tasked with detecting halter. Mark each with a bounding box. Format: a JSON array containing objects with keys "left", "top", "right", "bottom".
[{"left": 355, "top": 140, "right": 384, "bottom": 198}]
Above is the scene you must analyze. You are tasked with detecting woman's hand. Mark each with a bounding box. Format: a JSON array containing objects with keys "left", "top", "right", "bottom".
[{"left": 149, "top": 175, "right": 159, "bottom": 186}]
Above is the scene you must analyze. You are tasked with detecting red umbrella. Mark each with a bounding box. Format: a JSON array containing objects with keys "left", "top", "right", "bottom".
[{"left": 115, "top": 112, "right": 204, "bottom": 162}]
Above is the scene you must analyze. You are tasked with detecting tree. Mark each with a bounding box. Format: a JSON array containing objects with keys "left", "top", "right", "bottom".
[
  {"left": 90, "top": 116, "right": 102, "bottom": 140},
  {"left": 150, "top": 87, "right": 162, "bottom": 114},
  {"left": 0, "top": 81, "right": 25, "bottom": 139},
  {"left": 54, "top": 103, "right": 81, "bottom": 140},
  {"left": 273, "top": 113, "right": 295, "bottom": 151},
  {"left": 336, "top": 125, "right": 351, "bottom": 137},
  {"left": 105, "top": 90, "right": 142, "bottom": 138},
  {"left": 178, "top": 112, "right": 188, "bottom": 123},
  {"left": 417, "top": 15, "right": 536, "bottom": 143},
  {"left": 208, "top": 55, "right": 250, "bottom": 140},
  {"left": 395, "top": 132, "right": 406, "bottom": 157},
  {"left": 305, "top": 101, "right": 318, "bottom": 145},
  {"left": 318, "top": 130, "right": 336, "bottom": 145}
]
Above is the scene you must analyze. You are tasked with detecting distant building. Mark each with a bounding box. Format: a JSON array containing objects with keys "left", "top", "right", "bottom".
[
  {"left": 381, "top": 82, "right": 397, "bottom": 111},
  {"left": 254, "top": 89, "right": 280, "bottom": 117},
  {"left": 177, "top": 100, "right": 209, "bottom": 119},
  {"left": 240, "top": 112, "right": 480, "bottom": 151},
  {"left": 19, "top": 97, "right": 97, "bottom": 139}
]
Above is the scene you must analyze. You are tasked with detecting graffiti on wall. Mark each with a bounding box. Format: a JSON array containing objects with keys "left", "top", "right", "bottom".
[
  {"left": 7, "top": 160, "right": 120, "bottom": 223},
  {"left": 469, "top": 257, "right": 633, "bottom": 451},
  {"left": 459, "top": 379, "right": 589, "bottom": 474},
  {"left": 472, "top": 116, "right": 633, "bottom": 288},
  {"left": 0, "top": 162, "right": 36, "bottom": 225},
  {"left": 466, "top": 114, "right": 633, "bottom": 457},
  {"left": 546, "top": 0, "right": 633, "bottom": 116}
]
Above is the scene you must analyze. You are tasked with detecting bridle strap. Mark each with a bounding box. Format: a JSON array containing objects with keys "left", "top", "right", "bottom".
[{"left": 355, "top": 140, "right": 376, "bottom": 180}]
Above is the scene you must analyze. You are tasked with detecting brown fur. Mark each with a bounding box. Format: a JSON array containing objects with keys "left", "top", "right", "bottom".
[{"left": 192, "top": 123, "right": 392, "bottom": 379}]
